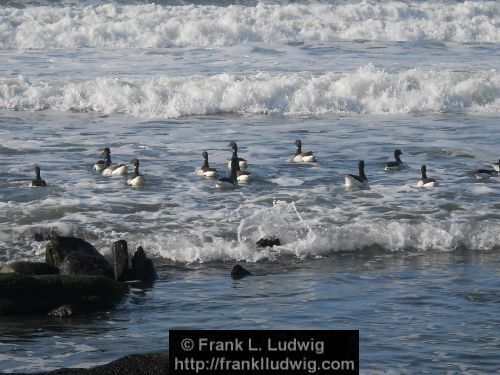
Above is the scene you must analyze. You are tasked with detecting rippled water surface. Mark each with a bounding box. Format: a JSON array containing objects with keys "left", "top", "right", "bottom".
[{"left": 0, "top": 0, "right": 499, "bottom": 373}]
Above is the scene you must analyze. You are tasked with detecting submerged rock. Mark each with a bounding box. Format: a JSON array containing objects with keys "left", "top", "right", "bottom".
[
  {"left": 0, "top": 273, "right": 127, "bottom": 316},
  {"left": 231, "top": 264, "right": 252, "bottom": 279},
  {"left": 46, "top": 236, "right": 113, "bottom": 278},
  {"left": 0, "top": 261, "right": 59, "bottom": 275},
  {"left": 130, "top": 246, "right": 158, "bottom": 282},
  {"left": 256, "top": 236, "right": 281, "bottom": 248}
]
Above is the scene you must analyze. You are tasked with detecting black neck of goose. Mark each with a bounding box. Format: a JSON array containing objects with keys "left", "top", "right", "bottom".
[
  {"left": 295, "top": 145, "right": 302, "bottom": 156},
  {"left": 104, "top": 155, "right": 111, "bottom": 167},
  {"left": 421, "top": 169, "right": 428, "bottom": 180},
  {"left": 232, "top": 152, "right": 241, "bottom": 171},
  {"left": 359, "top": 165, "right": 367, "bottom": 181},
  {"left": 395, "top": 154, "right": 402, "bottom": 163},
  {"left": 229, "top": 161, "right": 237, "bottom": 181},
  {"left": 35, "top": 169, "right": 41, "bottom": 180},
  {"left": 132, "top": 165, "right": 139, "bottom": 178},
  {"left": 202, "top": 159, "right": 209, "bottom": 169}
]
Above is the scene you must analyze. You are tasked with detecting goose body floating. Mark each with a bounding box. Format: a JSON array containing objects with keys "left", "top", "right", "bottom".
[
  {"left": 417, "top": 165, "right": 438, "bottom": 188},
  {"left": 197, "top": 151, "right": 218, "bottom": 178},
  {"left": 345, "top": 160, "right": 369, "bottom": 189},
  {"left": 384, "top": 149, "right": 403, "bottom": 170},
  {"left": 227, "top": 142, "right": 247, "bottom": 170},
  {"left": 472, "top": 168, "right": 498, "bottom": 180},
  {"left": 93, "top": 158, "right": 106, "bottom": 173},
  {"left": 491, "top": 159, "right": 500, "bottom": 172},
  {"left": 293, "top": 140, "right": 316, "bottom": 162},
  {"left": 94, "top": 148, "right": 108, "bottom": 172},
  {"left": 29, "top": 166, "right": 47, "bottom": 187},
  {"left": 101, "top": 148, "right": 128, "bottom": 176},
  {"left": 216, "top": 157, "right": 238, "bottom": 189},
  {"left": 127, "top": 159, "right": 146, "bottom": 187}
]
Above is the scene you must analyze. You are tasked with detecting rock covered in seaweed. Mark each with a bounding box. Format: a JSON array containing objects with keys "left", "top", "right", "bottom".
[
  {"left": 0, "top": 273, "right": 127, "bottom": 316},
  {"left": 0, "top": 261, "right": 59, "bottom": 275}
]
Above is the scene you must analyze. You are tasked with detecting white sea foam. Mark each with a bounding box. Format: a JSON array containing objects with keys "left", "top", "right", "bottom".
[
  {"left": 1, "top": 66, "right": 497, "bottom": 117},
  {"left": 0, "top": 1, "right": 498, "bottom": 50},
  {"left": 128, "top": 201, "right": 500, "bottom": 263}
]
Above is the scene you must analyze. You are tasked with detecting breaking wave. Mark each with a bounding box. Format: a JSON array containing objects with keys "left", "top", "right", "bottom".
[
  {"left": 0, "top": 1, "right": 498, "bottom": 50},
  {"left": 1, "top": 65, "right": 498, "bottom": 117},
  {"left": 132, "top": 201, "right": 500, "bottom": 262}
]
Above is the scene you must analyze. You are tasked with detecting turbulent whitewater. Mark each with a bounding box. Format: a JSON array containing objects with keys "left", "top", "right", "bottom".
[
  {"left": 0, "top": 1, "right": 499, "bottom": 49},
  {"left": 1, "top": 66, "right": 498, "bottom": 117}
]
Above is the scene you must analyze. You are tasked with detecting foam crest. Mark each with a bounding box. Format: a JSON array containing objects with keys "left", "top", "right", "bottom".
[
  {"left": 310, "top": 220, "right": 500, "bottom": 254},
  {"left": 0, "top": 1, "right": 498, "bottom": 49},
  {"left": 1, "top": 66, "right": 498, "bottom": 117},
  {"left": 126, "top": 202, "right": 499, "bottom": 263}
]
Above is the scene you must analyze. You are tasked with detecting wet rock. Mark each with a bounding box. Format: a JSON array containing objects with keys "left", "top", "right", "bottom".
[
  {"left": 60, "top": 252, "right": 114, "bottom": 278},
  {"left": 111, "top": 240, "right": 130, "bottom": 282},
  {"left": 231, "top": 264, "right": 252, "bottom": 279},
  {"left": 46, "top": 236, "right": 101, "bottom": 268},
  {"left": 0, "top": 261, "right": 59, "bottom": 275},
  {"left": 48, "top": 304, "right": 78, "bottom": 318},
  {"left": 130, "top": 247, "right": 158, "bottom": 282},
  {"left": 256, "top": 235, "right": 281, "bottom": 248},
  {"left": 46, "top": 236, "right": 113, "bottom": 278},
  {"left": 0, "top": 297, "right": 18, "bottom": 314},
  {"left": 35, "top": 352, "right": 168, "bottom": 374},
  {"left": 0, "top": 273, "right": 127, "bottom": 316}
]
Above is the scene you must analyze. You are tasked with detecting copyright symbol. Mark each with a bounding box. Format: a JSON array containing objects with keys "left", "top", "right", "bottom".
[{"left": 181, "top": 338, "right": 194, "bottom": 351}]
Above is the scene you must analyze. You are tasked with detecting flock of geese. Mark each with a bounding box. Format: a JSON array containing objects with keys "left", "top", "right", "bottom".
[{"left": 29, "top": 141, "right": 500, "bottom": 189}]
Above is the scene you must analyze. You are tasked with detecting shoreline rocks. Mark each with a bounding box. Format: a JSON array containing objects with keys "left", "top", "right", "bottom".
[
  {"left": 32, "top": 352, "right": 168, "bottom": 375},
  {"left": 110, "top": 242, "right": 158, "bottom": 283},
  {"left": 46, "top": 236, "right": 114, "bottom": 279},
  {"left": 0, "top": 273, "right": 127, "bottom": 315},
  {"left": 0, "top": 261, "right": 59, "bottom": 275},
  {"left": 111, "top": 240, "right": 130, "bottom": 282},
  {"left": 0, "top": 236, "right": 158, "bottom": 317},
  {"left": 130, "top": 246, "right": 158, "bottom": 282}
]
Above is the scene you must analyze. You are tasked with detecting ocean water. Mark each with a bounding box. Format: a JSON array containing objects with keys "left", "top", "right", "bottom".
[{"left": 0, "top": 0, "right": 499, "bottom": 373}]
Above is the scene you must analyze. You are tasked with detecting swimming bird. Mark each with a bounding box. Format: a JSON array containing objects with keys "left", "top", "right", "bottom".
[
  {"left": 344, "top": 160, "right": 369, "bottom": 189},
  {"left": 491, "top": 159, "right": 500, "bottom": 172},
  {"left": 417, "top": 165, "right": 438, "bottom": 188},
  {"left": 227, "top": 142, "right": 247, "bottom": 170},
  {"left": 29, "top": 166, "right": 47, "bottom": 187},
  {"left": 472, "top": 167, "right": 498, "bottom": 180},
  {"left": 216, "top": 157, "right": 238, "bottom": 189},
  {"left": 233, "top": 153, "right": 252, "bottom": 183},
  {"left": 101, "top": 148, "right": 128, "bottom": 176},
  {"left": 93, "top": 151, "right": 106, "bottom": 173},
  {"left": 384, "top": 149, "right": 403, "bottom": 170},
  {"left": 127, "top": 158, "right": 146, "bottom": 187},
  {"left": 197, "top": 151, "right": 218, "bottom": 178},
  {"left": 293, "top": 139, "right": 316, "bottom": 162}
]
